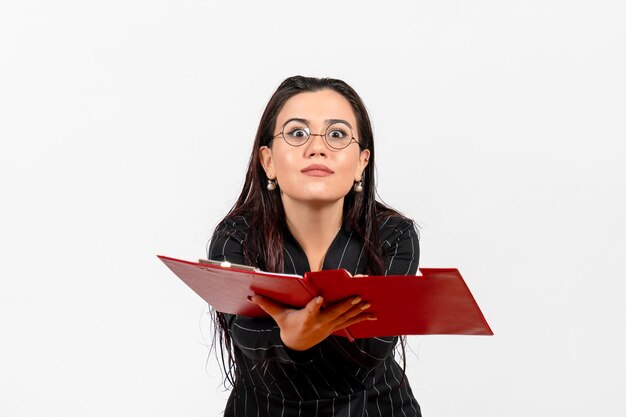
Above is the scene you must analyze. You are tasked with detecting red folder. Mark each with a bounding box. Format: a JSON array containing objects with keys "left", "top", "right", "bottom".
[{"left": 158, "top": 255, "right": 493, "bottom": 339}]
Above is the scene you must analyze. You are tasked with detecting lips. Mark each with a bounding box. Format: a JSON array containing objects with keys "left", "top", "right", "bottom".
[{"left": 301, "top": 164, "right": 333, "bottom": 176}]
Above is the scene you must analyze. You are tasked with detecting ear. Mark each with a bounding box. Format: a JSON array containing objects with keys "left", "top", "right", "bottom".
[
  {"left": 355, "top": 148, "right": 370, "bottom": 180},
  {"left": 259, "top": 146, "right": 276, "bottom": 179}
]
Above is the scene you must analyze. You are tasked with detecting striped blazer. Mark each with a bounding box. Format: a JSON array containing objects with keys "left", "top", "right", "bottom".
[{"left": 208, "top": 215, "right": 422, "bottom": 417}]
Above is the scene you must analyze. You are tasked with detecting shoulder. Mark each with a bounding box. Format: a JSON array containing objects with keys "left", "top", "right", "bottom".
[
  {"left": 377, "top": 214, "right": 420, "bottom": 274},
  {"left": 211, "top": 215, "right": 250, "bottom": 243},
  {"left": 378, "top": 214, "right": 418, "bottom": 244},
  {"left": 208, "top": 215, "right": 251, "bottom": 262}
]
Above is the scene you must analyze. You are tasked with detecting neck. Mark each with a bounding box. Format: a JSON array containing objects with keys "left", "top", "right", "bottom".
[{"left": 281, "top": 196, "right": 344, "bottom": 269}]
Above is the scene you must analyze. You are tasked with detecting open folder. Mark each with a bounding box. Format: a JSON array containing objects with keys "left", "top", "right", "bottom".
[{"left": 158, "top": 255, "right": 493, "bottom": 339}]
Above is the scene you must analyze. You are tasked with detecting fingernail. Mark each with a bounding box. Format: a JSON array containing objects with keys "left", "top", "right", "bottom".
[
  {"left": 316, "top": 296, "right": 323, "bottom": 304},
  {"left": 360, "top": 303, "right": 371, "bottom": 311},
  {"left": 367, "top": 317, "right": 377, "bottom": 320},
  {"left": 351, "top": 297, "right": 362, "bottom": 305}
]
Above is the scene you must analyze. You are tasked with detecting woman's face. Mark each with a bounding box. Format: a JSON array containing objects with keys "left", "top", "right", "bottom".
[{"left": 259, "top": 89, "right": 370, "bottom": 205}]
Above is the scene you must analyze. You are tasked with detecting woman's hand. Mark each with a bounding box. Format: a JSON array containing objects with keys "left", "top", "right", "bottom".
[
  {"left": 345, "top": 271, "right": 368, "bottom": 278},
  {"left": 249, "top": 294, "right": 375, "bottom": 351}
]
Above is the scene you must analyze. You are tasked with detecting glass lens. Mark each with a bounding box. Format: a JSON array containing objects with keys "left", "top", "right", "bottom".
[
  {"left": 281, "top": 120, "right": 310, "bottom": 146},
  {"left": 324, "top": 122, "right": 353, "bottom": 149}
]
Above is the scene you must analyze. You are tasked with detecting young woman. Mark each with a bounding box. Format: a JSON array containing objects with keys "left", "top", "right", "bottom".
[{"left": 208, "top": 76, "right": 421, "bottom": 417}]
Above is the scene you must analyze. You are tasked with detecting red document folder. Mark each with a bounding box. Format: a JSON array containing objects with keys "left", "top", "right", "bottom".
[{"left": 158, "top": 255, "right": 493, "bottom": 339}]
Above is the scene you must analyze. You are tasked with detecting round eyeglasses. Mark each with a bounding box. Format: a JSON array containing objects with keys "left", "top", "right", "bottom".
[{"left": 272, "top": 119, "right": 363, "bottom": 150}]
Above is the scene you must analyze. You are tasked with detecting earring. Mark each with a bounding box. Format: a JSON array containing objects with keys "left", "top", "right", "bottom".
[
  {"left": 267, "top": 179, "right": 276, "bottom": 191},
  {"left": 353, "top": 179, "right": 363, "bottom": 193}
]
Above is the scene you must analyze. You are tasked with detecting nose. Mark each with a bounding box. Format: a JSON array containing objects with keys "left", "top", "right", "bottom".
[{"left": 305, "top": 132, "right": 328, "bottom": 157}]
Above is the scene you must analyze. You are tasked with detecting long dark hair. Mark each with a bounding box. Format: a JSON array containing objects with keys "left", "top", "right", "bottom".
[{"left": 210, "top": 75, "right": 410, "bottom": 388}]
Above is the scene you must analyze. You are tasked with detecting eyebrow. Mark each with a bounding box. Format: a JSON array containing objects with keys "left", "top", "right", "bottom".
[{"left": 285, "top": 117, "right": 354, "bottom": 129}]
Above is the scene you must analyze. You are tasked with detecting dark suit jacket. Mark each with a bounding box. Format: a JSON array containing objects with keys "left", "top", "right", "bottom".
[{"left": 208, "top": 215, "right": 422, "bottom": 417}]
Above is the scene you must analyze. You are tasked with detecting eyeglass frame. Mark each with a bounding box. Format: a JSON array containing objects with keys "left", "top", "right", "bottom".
[{"left": 271, "top": 118, "right": 366, "bottom": 150}]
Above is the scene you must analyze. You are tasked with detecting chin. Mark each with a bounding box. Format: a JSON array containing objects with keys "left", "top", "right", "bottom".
[{"left": 283, "top": 188, "right": 350, "bottom": 205}]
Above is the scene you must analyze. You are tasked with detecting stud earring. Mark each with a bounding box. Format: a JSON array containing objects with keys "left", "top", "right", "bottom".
[
  {"left": 267, "top": 179, "right": 276, "bottom": 191},
  {"left": 353, "top": 179, "right": 363, "bottom": 193}
]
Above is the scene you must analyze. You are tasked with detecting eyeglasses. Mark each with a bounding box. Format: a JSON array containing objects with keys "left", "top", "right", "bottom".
[{"left": 272, "top": 119, "right": 363, "bottom": 150}]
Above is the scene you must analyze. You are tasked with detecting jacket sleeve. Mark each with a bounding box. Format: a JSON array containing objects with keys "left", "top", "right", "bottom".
[
  {"left": 337, "top": 216, "right": 420, "bottom": 368},
  {"left": 381, "top": 216, "right": 420, "bottom": 277},
  {"left": 208, "top": 218, "right": 315, "bottom": 364}
]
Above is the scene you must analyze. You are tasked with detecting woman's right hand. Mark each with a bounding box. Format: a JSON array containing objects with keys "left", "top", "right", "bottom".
[{"left": 249, "top": 294, "right": 376, "bottom": 351}]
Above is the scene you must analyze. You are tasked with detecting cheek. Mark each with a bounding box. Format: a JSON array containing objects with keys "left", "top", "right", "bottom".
[
  {"left": 272, "top": 152, "right": 298, "bottom": 179},
  {"left": 335, "top": 153, "right": 360, "bottom": 178},
  {"left": 270, "top": 147, "right": 361, "bottom": 198},
  {"left": 335, "top": 164, "right": 357, "bottom": 186}
]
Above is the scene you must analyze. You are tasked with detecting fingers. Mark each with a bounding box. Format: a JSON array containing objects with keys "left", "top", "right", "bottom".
[
  {"left": 305, "top": 296, "right": 324, "bottom": 316},
  {"left": 344, "top": 271, "right": 368, "bottom": 278},
  {"left": 248, "top": 294, "right": 323, "bottom": 322},
  {"left": 250, "top": 293, "right": 374, "bottom": 334},
  {"left": 322, "top": 296, "right": 366, "bottom": 322},
  {"left": 328, "top": 299, "right": 374, "bottom": 328},
  {"left": 322, "top": 297, "right": 370, "bottom": 325},
  {"left": 249, "top": 295, "right": 287, "bottom": 319},
  {"left": 333, "top": 312, "right": 377, "bottom": 331}
]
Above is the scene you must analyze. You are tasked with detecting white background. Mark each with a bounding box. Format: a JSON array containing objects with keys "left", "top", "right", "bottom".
[{"left": 1, "top": 1, "right": 624, "bottom": 416}]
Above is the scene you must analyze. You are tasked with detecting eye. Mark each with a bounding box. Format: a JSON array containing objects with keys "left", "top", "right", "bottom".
[
  {"left": 287, "top": 128, "right": 308, "bottom": 138},
  {"left": 327, "top": 128, "right": 348, "bottom": 139}
]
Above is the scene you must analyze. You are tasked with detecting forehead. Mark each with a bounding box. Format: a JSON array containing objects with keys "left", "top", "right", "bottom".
[{"left": 276, "top": 89, "right": 357, "bottom": 127}]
